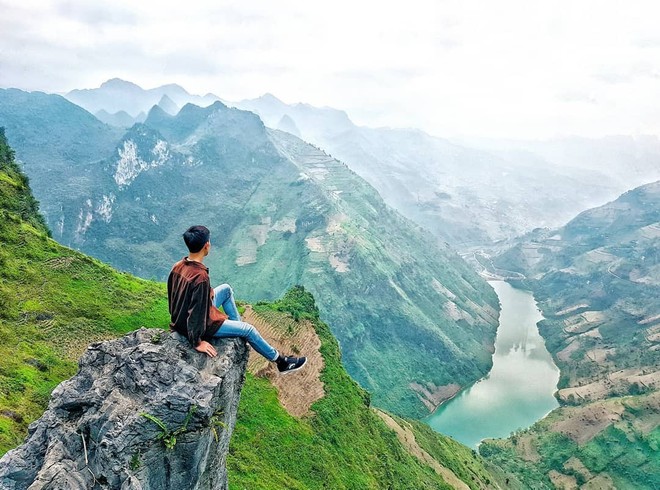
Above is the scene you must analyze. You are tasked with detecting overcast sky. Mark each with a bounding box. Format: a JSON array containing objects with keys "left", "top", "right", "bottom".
[{"left": 1, "top": 0, "right": 660, "bottom": 138}]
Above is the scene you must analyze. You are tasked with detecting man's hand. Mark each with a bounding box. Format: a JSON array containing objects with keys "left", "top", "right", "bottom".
[{"left": 195, "top": 340, "right": 217, "bottom": 357}]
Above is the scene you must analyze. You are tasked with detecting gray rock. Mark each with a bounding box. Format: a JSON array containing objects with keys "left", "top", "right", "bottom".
[{"left": 0, "top": 328, "right": 249, "bottom": 490}]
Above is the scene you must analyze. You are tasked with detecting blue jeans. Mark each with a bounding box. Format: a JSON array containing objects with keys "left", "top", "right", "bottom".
[{"left": 211, "top": 284, "right": 278, "bottom": 361}]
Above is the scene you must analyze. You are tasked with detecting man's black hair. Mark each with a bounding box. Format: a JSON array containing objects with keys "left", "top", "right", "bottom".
[{"left": 183, "top": 225, "right": 210, "bottom": 253}]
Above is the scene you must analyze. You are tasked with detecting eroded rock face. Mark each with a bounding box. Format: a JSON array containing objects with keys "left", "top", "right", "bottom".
[{"left": 0, "top": 328, "right": 249, "bottom": 490}]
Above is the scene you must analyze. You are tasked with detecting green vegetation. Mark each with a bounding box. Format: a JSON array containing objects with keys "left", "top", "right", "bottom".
[
  {"left": 487, "top": 181, "right": 660, "bottom": 488},
  {"left": 228, "top": 286, "right": 501, "bottom": 490},
  {"left": 481, "top": 393, "right": 660, "bottom": 489},
  {"left": 0, "top": 129, "right": 169, "bottom": 454},
  {"left": 140, "top": 405, "right": 198, "bottom": 450},
  {"left": 0, "top": 128, "right": 49, "bottom": 235},
  {"left": 0, "top": 91, "right": 500, "bottom": 418},
  {"left": 0, "top": 134, "right": 505, "bottom": 487}
]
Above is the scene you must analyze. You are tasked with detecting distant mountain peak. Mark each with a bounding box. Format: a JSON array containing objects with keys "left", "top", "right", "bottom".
[
  {"left": 146, "top": 103, "right": 168, "bottom": 117},
  {"left": 156, "top": 83, "right": 189, "bottom": 95},
  {"left": 99, "top": 78, "right": 143, "bottom": 90},
  {"left": 277, "top": 114, "right": 301, "bottom": 137},
  {"left": 258, "top": 93, "right": 284, "bottom": 103},
  {"left": 157, "top": 94, "right": 179, "bottom": 115}
]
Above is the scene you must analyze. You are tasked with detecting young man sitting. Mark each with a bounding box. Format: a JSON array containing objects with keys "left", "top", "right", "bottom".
[{"left": 167, "top": 225, "right": 306, "bottom": 374}]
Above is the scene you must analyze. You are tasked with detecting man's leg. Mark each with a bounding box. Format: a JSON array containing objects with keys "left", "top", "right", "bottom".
[
  {"left": 213, "top": 284, "right": 241, "bottom": 321},
  {"left": 213, "top": 319, "right": 278, "bottom": 361}
]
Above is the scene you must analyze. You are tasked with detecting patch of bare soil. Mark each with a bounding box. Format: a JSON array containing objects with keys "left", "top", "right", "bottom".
[
  {"left": 548, "top": 470, "right": 577, "bottom": 490},
  {"left": 556, "top": 304, "right": 590, "bottom": 316},
  {"left": 243, "top": 306, "right": 325, "bottom": 417},
  {"left": 516, "top": 435, "right": 540, "bottom": 463},
  {"left": 558, "top": 369, "right": 660, "bottom": 403},
  {"left": 581, "top": 473, "right": 616, "bottom": 490},
  {"left": 563, "top": 311, "right": 605, "bottom": 335},
  {"left": 551, "top": 401, "right": 625, "bottom": 445},
  {"left": 563, "top": 457, "right": 593, "bottom": 483},
  {"left": 558, "top": 340, "right": 580, "bottom": 363},
  {"left": 374, "top": 410, "right": 473, "bottom": 490}
]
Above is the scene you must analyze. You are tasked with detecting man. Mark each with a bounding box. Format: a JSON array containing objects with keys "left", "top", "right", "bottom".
[{"left": 167, "top": 225, "right": 306, "bottom": 374}]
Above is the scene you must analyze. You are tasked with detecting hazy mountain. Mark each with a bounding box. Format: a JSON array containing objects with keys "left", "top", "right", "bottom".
[
  {"left": 463, "top": 135, "right": 660, "bottom": 199},
  {"left": 95, "top": 109, "right": 137, "bottom": 128},
  {"left": 0, "top": 89, "right": 500, "bottom": 418},
  {"left": 276, "top": 114, "right": 301, "bottom": 137},
  {"left": 62, "top": 82, "right": 643, "bottom": 250},
  {"left": 65, "top": 78, "right": 222, "bottom": 117},
  {"left": 482, "top": 182, "right": 660, "bottom": 488},
  {"left": 157, "top": 94, "right": 179, "bottom": 115},
  {"left": 233, "top": 95, "right": 626, "bottom": 249},
  {"left": 235, "top": 93, "right": 354, "bottom": 141}
]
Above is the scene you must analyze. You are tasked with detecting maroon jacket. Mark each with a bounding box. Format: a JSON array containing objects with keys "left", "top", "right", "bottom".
[{"left": 167, "top": 258, "right": 227, "bottom": 347}]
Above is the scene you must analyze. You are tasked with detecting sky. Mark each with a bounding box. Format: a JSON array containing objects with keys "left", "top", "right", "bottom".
[{"left": 1, "top": 0, "right": 660, "bottom": 139}]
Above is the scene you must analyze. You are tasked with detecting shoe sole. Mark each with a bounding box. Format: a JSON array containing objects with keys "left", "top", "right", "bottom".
[{"left": 279, "top": 358, "right": 307, "bottom": 375}]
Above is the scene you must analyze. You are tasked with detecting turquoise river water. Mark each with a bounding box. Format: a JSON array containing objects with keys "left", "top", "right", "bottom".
[{"left": 426, "top": 281, "right": 560, "bottom": 448}]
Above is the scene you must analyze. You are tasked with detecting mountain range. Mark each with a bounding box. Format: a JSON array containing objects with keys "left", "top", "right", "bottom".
[
  {"left": 233, "top": 94, "right": 660, "bottom": 249},
  {"left": 66, "top": 79, "right": 660, "bottom": 249},
  {"left": 65, "top": 78, "right": 223, "bottom": 119},
  {"left": 0, "top": 88, "right": 499, "bottom": 418},
  {"left": 481, "top": 181, "right": 660, "bottom": 489},
  {"left": 0, "top": 129, "right": 512, "bottom": 489}
]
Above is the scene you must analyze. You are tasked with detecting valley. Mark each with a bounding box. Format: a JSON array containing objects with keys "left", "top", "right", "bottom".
[
  {"left": 0, "top": 88, "right": 500, "bottom": 419},
  {"left": 1, "top": 79, "right": 658, "bottom": 489},
  {"left": 0, "top": 131, "right": 507, "bottom": 489},
  {"left": 427, "top": 282, "right": 560, "bottom": 449},
  {"left": 481, "top": 181, "right": 660, "bottom": 488}
]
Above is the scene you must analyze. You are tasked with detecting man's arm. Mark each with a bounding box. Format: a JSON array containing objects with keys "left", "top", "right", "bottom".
[{"left": 186, "top": 280, "right": 216, "bottom": 357}]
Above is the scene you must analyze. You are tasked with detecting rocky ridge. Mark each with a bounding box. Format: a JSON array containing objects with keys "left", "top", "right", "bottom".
[{"left": 0, "top": 329, "right": 248, "bottom": 490}]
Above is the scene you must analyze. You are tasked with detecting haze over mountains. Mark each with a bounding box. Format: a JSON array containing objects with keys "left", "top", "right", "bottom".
[
  {"left": 0, "top": 87, "right": 499, "bottom": 418},
  {"left": 66, "top": 78, "right": 223, "bottom": 126},
  {"left": 57, "top": 79, "right": 660, "bottom": 247},
  {"left": 235, "top": 93, "right": 660, "bottom": 248},
  {"left": 60, "top": 79, "right": 660, "bottom": 249}
]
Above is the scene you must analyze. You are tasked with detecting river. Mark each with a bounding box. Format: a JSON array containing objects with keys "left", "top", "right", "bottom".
[{"left": 425, "top": 281, "right": 560, "bottom": 449}]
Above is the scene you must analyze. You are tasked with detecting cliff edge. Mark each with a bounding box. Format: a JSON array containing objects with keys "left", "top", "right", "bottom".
[{"left": 0, "top": 328, "right": 248, "bottom": 490}]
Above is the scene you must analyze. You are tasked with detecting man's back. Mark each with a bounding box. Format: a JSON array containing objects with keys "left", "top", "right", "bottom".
[{"left": 167, "top": 258, "right": 226, "bottom": 346}]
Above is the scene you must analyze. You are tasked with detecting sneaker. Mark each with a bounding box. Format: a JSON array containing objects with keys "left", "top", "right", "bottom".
[{"left": 277, "top": 355, "right": 307, "bottom": 374}]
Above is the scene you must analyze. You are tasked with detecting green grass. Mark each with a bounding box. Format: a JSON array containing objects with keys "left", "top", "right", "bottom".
[
  {"left": 480, "top": 393, "right": 660, "bottom": 490},
  {"left": 0, "top": 131, "right": 509, "bottom": 487},
  {"left": 0, "top": 129, "right": 170, "bottom": 454},
  {"left": 228, "top": 286, "right": 502, "bottom": 490}
]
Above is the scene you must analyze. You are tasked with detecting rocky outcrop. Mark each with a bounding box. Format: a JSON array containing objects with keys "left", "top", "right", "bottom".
[{"left": 0, "top": 328, "right": 249, "bottom": 490}]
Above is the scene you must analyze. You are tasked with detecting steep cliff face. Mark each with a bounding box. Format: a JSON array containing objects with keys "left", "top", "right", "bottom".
[{"left": 0, "top": 329, "right": 248, "bottom": 490}]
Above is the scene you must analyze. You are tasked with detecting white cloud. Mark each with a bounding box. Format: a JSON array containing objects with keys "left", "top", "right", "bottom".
[{"left": 1, "top": 0, "right": 660, "bottom": 138}]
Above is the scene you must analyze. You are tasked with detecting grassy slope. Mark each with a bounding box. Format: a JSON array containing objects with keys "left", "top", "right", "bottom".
[
  {"left": 0, "top": 130, "right": 505, "bottom": 487},
  {"left": 483, "top": 183, "right": 660, "bottom": 489},
  {"left": 228, "top": 287, "right": 502, "bottom": 490},
  {"left": 0, "top": 128, "right": 170, "bottom": 452},
  {"left": 481, "top": 393, "right": 659, "bottom": 489}
]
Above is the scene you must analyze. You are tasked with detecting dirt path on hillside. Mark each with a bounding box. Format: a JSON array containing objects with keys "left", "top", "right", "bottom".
[{"left": 375, "top": 410, "right": 473, "bottom": 490}]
